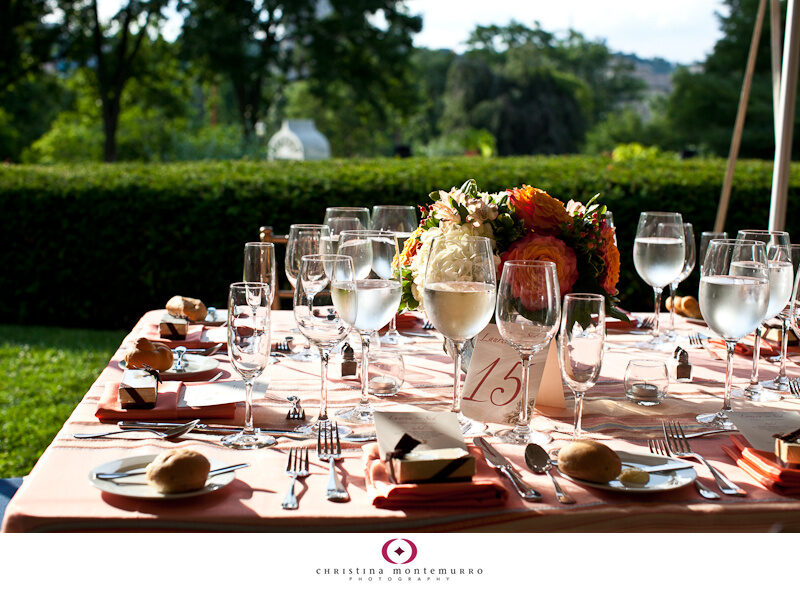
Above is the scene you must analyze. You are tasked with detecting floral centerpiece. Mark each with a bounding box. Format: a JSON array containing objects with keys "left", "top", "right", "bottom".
[{"left": 396, "top": 179, "right": 624, "bottom": 320}]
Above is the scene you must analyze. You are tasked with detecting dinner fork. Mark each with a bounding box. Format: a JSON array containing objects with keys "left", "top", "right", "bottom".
[
  {"left": 638, "top": 316, "right": 655, "bottom": 330},
  {"left": 662, "top": 420, "right": 746, "bottom": 496},
  {"left": 317, "top": 420, "right": 350, "bottom": 502},
  {"left": 647, "top": 438, "right": 720, "bottom": 500},
  {"left": 286, "top": 395, "right": 305, "bottom": 420},
  {"left": 281, "top": 447, "right": 310, "bottom": 510},
  {"left": 687, "top": 332, "right": 705, "bottom": 348},
  {"left": 788, "top": 377, "right": 800, "bottom": 398},
  {"left": 275, "top": 337, "right": 293, "bottom": 353},
  {"left": 422, "top": 319, "right": 435, "bottom": 330}
]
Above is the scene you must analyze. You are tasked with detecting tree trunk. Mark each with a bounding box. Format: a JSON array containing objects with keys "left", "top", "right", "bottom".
[{"left": 101, "top": 95, "right": 121, "bottom": 163}]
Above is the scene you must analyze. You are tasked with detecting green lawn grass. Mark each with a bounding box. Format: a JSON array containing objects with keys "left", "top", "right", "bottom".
[{"left": 0, "top": 325, "right": 125, "bottom": 478}]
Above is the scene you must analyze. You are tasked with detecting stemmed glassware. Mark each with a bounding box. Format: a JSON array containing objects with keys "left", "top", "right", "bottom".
[
  {"left": 293, "top": 254, "right": 354, "bottom": 436},
  {"left": 558, "top": 293, "right": 605, "bottom": 439},
  {"left": 422, "top": 236, "right": 496, "bottom": 435},
  {"left": 324, "top": 207, "right": 371, "bottom": 233},
  {"left": 285, "top": 224, "right": 333, "bottom": 361},
  {"left": 736, "top": 230, "right": 792, "bottom": 397},
  {"left": 667, "top": 223, "right": 695, "bottom": 335},
  {"left": 243, "top": 242, "right": 277, "bottom": 305},
  {"left": 697, "top": 239, "right": 769, "bottom": 428},
  {"left": 699, "top": 231, "right": 728, "bottom": 275},
  {"left": 632, "top": 211, "right": 685, "bottom": 347},
  {"left": 371, "top": 205, "right": 419, "bottom": 346},
  {"left": 494, "top": 261, "right": 560, "bottom": 444},
  {"left": 328, "top": 217, "right": 363, "bottom": 245},
  {"left": 224, "top": 282, "right": 276, "bottom": 449},
  {"left": 333, "top": 230, "right": 401, "bottom": 423}
]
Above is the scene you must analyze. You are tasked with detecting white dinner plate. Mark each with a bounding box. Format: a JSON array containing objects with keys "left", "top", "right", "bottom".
[
  {"left": 119, "top": 354, "right": 220, "bottom": 379},
  {"left": 89, "top": 454, "right": 235, "bottom": 499},
  {"left": 558, "top": 450, "right": 697, "bottom": 493}
]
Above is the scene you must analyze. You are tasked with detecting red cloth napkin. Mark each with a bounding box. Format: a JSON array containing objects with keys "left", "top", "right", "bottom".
[
  {"left": 362, "top": 443, "right": 508, "bottom": 509},
  {"left": 706, "top": 338, "right": 775, "bottom": 359},
  {"left": 722, "top": 434, "right": 800, "bottom": 495},
  {"left": 605, "top": 318, "right": 641, "bottom": 333},
  {"left": 95, "top": 381, "right": 237, "bottom": 421}
]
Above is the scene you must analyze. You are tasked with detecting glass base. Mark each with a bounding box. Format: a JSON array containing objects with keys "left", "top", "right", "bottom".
[
  {"left": 221, "top": 429, "right": 276, "bottom": 449},
  {"left": 456, "top": 413, "right": 487, "bottom": 437},
  {"left": 380, "top": 330, "right": 415, "bottom": 346},
  {"left": 696, "top": 411, "right": 737, "bottom": 429},
  {"left": 493, "top": 427, "right": 551, "bottom": 445},
  {"left": 287, "top": 347, "right": 319, "bottom": 362},
  {"left": 634, "top": 336, "right": 674, "bottom": 352},
  {"left": 732, "top": 385, "right": 784, "bottom": 401},
  {"left": 761, "top": 376, "right": 789, "bottom": 392},
  {"left": 293, "top": 419, "right": 352, "bottom": 437},
  {"left": 336, "top": 403, "right": 375, "bottom": 424}
]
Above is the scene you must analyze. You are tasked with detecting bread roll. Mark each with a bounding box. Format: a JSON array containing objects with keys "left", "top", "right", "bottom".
[
  {"left": 166, "top": 296, "right": 207, "bottom": 321},
  {"left": 145, "top": 448, "right": 211, "bottom": 493},
  {"left": 125, "top": 337, "right": 173, "bottom": 371},
  {"left": 680, "top": 296, "right": 702, "bottom": 319},
  {"left": 557, "top": 440, "right": 622, "bottom": 483}
]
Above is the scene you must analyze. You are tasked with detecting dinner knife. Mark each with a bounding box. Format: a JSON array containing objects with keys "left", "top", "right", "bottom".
[
  {"left": 95, "top": 463, "right": 249, "bottom": 481},
  {"left": 474, "top": 437, "right": 542, "bottom": 502},
  {"left": 117, "top": 421, "right": 377, "bottom": 442}
]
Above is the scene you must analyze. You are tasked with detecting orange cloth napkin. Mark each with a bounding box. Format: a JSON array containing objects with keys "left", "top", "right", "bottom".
[
  {"left": 95, "top": 381, "right": 237, "bottom": 421},
  {"left": 605, "top": 318, "right": 640, "bottom": 333},
  {"left": 138, "top": 324, "right": 226, "bottom": 350},
  {"left": 722, "top": 434, "right": 800, "bottom": 495},
  {"left": 705, "top": 338, "right": 774, "bottom": 359},
  {"left": 362, "top": 443, "right": 508, "bottom": 509}
]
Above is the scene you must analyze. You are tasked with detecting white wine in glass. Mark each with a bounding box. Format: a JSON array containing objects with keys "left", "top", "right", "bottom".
[{"left": 422, "top": 236, "right": 496, "bottom": 435}]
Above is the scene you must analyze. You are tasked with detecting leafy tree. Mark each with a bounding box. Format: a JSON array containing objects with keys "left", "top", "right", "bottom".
[{"left": 178, "top": 0, "right": 421, "bottom": 143}]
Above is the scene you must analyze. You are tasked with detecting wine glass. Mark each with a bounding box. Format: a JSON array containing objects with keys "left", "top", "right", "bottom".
[
  {"left": 632, "top": 212, "right": 685, "bottom": 346},
  {"left": 699, "top": 231, "right": 728, "bottom": 274},
  {"left": 285, "top": 224, "right": 332, "bottom": 361},
  {"left": 558, "top": 293, "right": 605, "bottom": 439},
  {"left": 494, "top": 261, "right": 561, "bottom": 445},
  {"left": 323, "top": 207, "right": 371, "bottom": 233},
  {"left": 422, "top": 235, "right": 496, "bottom": 435},
  {"left": 667, "top": 223, "right": 696, "bottom": 334},
  {"left": 328, "top": 217, "right": 363, "bottom": 245},
  {"left": 697, "top": 239, "right": 769, "bottom": 428},
  {"left": 333, "top": 230, "right": 401, "bottom": 423},
  {"left": 371, "top": 205, "right": 418, "bottom": 346},
  {"left": 243, "top": 242, "right": 277, "bottom": 305},
  {"left": 224, "top": 282, "right": 276, "bottom": 449},
  {"left": 293, "top": 254, "right": 354, "bottom": 437},
  {"left": 736, "top": 230, "right": 792, "bottom": 396}
]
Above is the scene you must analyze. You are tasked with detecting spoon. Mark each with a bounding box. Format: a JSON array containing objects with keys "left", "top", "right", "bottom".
[
  {"left": 74, "top": 419, "right": 200, "bottom": 440},
  {"left": 524, "top": 443, "right": 576, "bottom": 504}
]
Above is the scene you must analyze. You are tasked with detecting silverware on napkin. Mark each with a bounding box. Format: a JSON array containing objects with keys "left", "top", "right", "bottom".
[{"left": 474, "top": 437, "right": 541, "bottom": 502}]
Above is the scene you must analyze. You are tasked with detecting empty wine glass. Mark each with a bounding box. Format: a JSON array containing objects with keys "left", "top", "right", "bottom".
[
  {"left": 558, "top": 293, "right": 605, "bottom": 439},
  {"left": 736, "top": 230, "right": 792, "bottom": 396},
  {"left": 699, "top": 231, "right": 728, "bottom": 274},
  {"left": 371, "top": 205, "right": 419, "bottom": 346},
  {"left": 285, "top": 224, "right": 332, "bottom": 362},
  {"left": 667, "top": 223, "right": 696, "bottom": 334},
  {"left": 225, "top": 282, "right": 276, "bottom": 449},
  {"left": 293, "top": 254, "right": 354, "bottom": 437},
  {"left": 494, "top": 261, "right": 561, "bottom": 445},
  {"left": 324, "top": 207, "right": 371, "bottom": 233},
  {"left": 633, "top": 211, "right": 685, "bottom": 347},
  {"left": 423, "top": 235, "right": 496, "bottom": 435},
  {"left": 328, "top": 217, "right": 363, "bottom": 245},
  {"left": 243, "top": 242, "right": 277, "bottom": 305},
  {"left": 333, "top": 230, "right": 401, "bottom": 423},
  {"left": 697, "top": 239, "right": 769, "bottom": 428}
]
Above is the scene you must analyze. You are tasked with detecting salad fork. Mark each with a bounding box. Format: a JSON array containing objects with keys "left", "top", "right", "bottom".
[
  {"left": 286, "top": 395, "right": 305, "bottom": 420},
  {"left": 281, "top": 447, "right": 309, "bottom": 510},
  {"left": 317, "top": 421, "right": 350, "bottom": 502},
  {"left": 647, "top": 438, "right": 719, "bottom": 500},
  {"left": 788, "top": 377, "right": 800, "bottom": 398},
  {"left": 687, "top": 332, "right": 705, "bottom": 348},
  {"left": 662, "top": 420, "right": 746, "bottom": 496}
]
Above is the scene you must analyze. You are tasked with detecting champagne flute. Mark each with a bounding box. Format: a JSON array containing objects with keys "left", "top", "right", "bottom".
[
  {"left": 699, "top": 231, "right": 728, "bottom": 275},
  {"left": 494, "top": 261, "right": 561, "bottom": 445},
  {"left": 224, "top": 282, "right": 276, "bottom": 449},
  {"left": 243, "top": 242, "right": 277, "bottom": 305},
  {"left": 285, "top": 224, "right": 332, "bottom": 361},
  {"left": 697, "top": 239, "right": 769, "bottom": 428},
  {"left": 632, "top": 211, "right": 685, "bottom": 346},
  {"left": 736, "top": 230, "right": 792, "bottom": 396},
  {"left": 371, "top": 205, "right": 418, "bottom": 346},
  {"left": 667, "top": 223, "right": 696, "bottom": 334},
  {"left": 324, "top": 207, "right": 371, "bottom": 233},
  {"left": 422, "top": 236, "right": 496, "bottom": 435},
  {"left": 333, "top": 230, "right": 401, "bottom": 423},
  {"left": 293, "top": 254, "right": 354, "bottom": 437},
  {"left": 558, "top": 293, "right": 605, "bottom": 439}
]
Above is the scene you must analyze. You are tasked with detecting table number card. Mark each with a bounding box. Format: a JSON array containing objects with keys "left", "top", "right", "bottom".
[{"left": 461, "top": 324, "right": 564, "bottom": 425}]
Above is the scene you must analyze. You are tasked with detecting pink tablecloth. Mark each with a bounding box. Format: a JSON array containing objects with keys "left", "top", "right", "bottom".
[{"left": 4, "top": 310, "right": 800, "bottom": 532}]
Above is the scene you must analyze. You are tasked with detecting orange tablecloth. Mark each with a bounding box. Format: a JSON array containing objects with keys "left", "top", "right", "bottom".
[{"left": 4, "top": 311, "right": 800, "bottom": 532}]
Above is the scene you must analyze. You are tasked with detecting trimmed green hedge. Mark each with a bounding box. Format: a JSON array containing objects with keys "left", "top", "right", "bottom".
[{"left": 2, "top": 156, "right": 797, "bottom": 329}]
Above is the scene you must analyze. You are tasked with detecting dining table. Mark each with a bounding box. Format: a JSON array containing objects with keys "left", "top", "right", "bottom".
[{"left": 3, "top": 309, "right": 800, "bottom": 533}]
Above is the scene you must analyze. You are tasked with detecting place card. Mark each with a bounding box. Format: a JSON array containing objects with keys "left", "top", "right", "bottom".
[
  {"left": 181, "top": 378, "right": 270, "bottom": 407},
  {"left": 728, "top": 411, "right": 800, "bottom": 452},
  {"left": 461, "top": 325, "right": 564, "bottom": 426}
]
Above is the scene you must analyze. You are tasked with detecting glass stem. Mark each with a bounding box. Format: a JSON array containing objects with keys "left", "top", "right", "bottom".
[
  {"left": 779, "top": 316, "right": 789, "bottom": 381},
  {"left": 652, "top": 287, "right": 663, "bottom": 337},
  {"left": 573, "top": 391, "right": 585, "bottom": 439},
  {"left": 243, "top": 378, "right": 255, "bottom": 435},
  {"left": 669, "top": 282, "right": 677, "bottom": 331},
  {"left": 388, "top": 314, "right": 398, "bottom": 335},
  {"left": 359, "top": 332, "right": 371, "bottom": 407},
  {"left": 451, "top": 339, "right": 465, "bottom": 413},
  {"left": 749, "top": 326, "right": 762, "bottom": 386},
  {"left": 515, "top": 353, "right": 534, "bottom": 434},
  {"left": 319, "top": 347, "right": 330, "bottom": 421},
  {"left": 723, "top": 341, "right": 736, "bottom": 414}
]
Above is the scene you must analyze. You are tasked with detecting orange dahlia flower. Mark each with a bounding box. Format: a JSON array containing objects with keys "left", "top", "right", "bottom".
[
  {"left": 394, "top": 225, "right": 424, "bottom": 270},
  {"left": 508, "top": 185, "right": 570, "bottom": 234},
  {"left": 501, "top": 233, "right": 578, "bottom": 297},
  {"left": 599, "top": 223, "right": 620, "bottom": 295}
]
